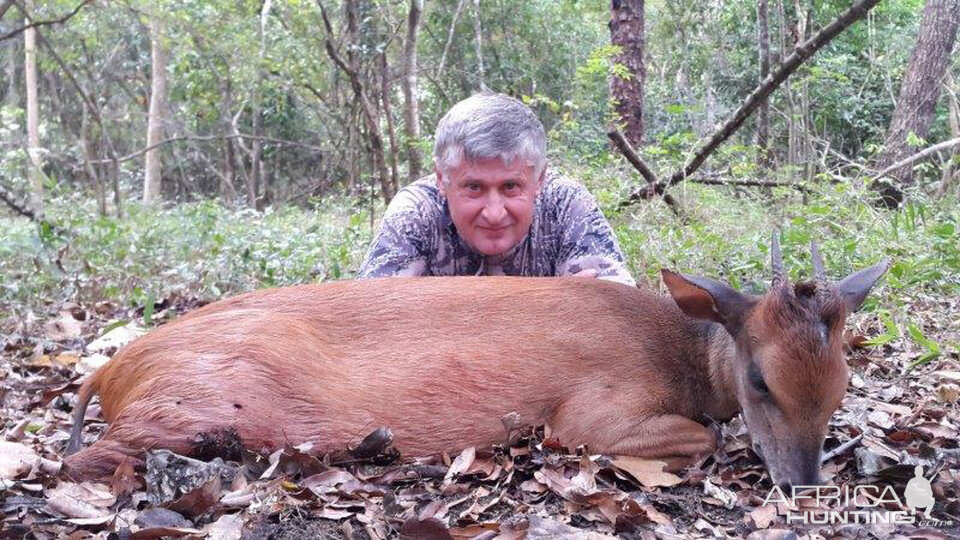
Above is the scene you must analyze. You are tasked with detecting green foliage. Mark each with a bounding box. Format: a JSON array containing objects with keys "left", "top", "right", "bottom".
[{"left": 0, "top": 196, "right": 371, "bottom": 314}]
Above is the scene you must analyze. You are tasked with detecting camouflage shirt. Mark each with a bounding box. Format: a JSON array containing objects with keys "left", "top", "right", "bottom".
[{"left": 357, "top": 171, "right": 636, "bottom": 286}]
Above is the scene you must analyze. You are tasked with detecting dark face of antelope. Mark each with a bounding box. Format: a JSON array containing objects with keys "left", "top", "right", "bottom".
[{"left": 662, "top": 236, "right": 889, "bottom": 488}]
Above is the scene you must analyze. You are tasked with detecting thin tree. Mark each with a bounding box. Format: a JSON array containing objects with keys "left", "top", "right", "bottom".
[
  {"left": 873, "top": 0, "right": 960, "bottom": 207},
  {"left": 318, "top": 0, "right": 395, "bottom": 203},
  {"left": 143, "top": 15, "right": 169, "bottom": 205},
  {"left": 251, "top": 0, "right": 273, "bottom": 208},
  {"left": 609, "top": 0, "right": 645, "bottom": 147},
  {"left": 472, "top": 0, "right": 485, "bottom": 88},
  {"left": 756, "top": 0, "right": 771, "bottom": 164},
  {"left": 24, "top": 0, "right": 41, "bottom": 216},
  {"left": 401, "top": 0, "right": 423, "bottom": 182},
  {"left": 5, "top": 8, "right": 19, "bottom": 109}
]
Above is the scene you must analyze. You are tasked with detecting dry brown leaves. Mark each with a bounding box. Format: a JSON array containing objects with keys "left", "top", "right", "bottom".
[{"left": 0, "top": 295, "right": 958, "bottom": 539}]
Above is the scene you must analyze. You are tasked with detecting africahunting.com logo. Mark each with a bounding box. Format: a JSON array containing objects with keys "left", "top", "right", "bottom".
[{"left": 763, "top": 465, "right": 953, "bottom": 526}]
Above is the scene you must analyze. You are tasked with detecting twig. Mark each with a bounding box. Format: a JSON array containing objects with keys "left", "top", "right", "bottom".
[
  {"left": 0, "top": 0, "right": 92, "bottom": 42},
  {"left": 821, "top": 433, "right": 863, "bottom": 463},
  {"left": 875, "top": 137, "right": 960, "bottom": 180},
  {"left": 895, "top": 398, "right": 929, "bottom": 430},
  {"left": 90, "top": 133, "right": 325, "bottom": 164},
  {"left": 690, "top": 177, "right": 811, "bottom": 191}
]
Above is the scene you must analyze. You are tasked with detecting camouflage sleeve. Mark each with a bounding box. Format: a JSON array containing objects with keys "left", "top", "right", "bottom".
[
  {"left": 356, "top": 186, "right": 436, "bottom": 279},
  {"left": 552, "top": 181, "right": 636, "bottom": 287}
]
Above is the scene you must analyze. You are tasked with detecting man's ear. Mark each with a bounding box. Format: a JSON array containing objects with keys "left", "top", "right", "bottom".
[
  {"left": 661, "top": 269, "right": 756, "bottom": 335},
  {"left": 435, "top": 165, "right": 447, "bottom": 197},
  {"left": 537, "top": 166, "right": 547, "bottom": 189}
]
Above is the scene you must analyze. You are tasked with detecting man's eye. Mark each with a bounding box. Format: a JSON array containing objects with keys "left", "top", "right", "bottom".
[
  {"left": 504, "top": 182, "right": 520, "bottom": 192},
  {"left": 465, "top": 183, "right": 482, "bottom": 192}
]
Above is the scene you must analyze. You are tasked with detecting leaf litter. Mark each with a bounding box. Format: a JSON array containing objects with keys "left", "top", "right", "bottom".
[{"left": 0, "top": 294, "right": 958, "bottom": 539}]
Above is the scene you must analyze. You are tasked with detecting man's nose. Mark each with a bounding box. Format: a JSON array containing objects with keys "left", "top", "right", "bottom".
[{"left": 481, "top": 195, "right": 507, "bottom": 224}]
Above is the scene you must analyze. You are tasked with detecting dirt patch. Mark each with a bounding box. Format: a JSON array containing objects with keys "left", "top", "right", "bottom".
[{"left": 193, "top": 427, "right": 245, "bottom": 462}]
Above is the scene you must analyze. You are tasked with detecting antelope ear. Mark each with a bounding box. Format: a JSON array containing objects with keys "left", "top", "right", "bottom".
[
  {"left": 661, "top": 269, "right": 755, "bottom": 334},
  {"left": 837, "top": 258, "right": 891, "bottom": 313}
]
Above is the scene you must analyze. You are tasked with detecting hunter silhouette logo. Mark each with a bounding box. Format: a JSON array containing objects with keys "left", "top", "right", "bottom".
[
  {"left": 763, "top": 464, "right": 951, "bottom": 525},
  {"left": 904, "top": 465, "right": 935, "bottom": 518}
]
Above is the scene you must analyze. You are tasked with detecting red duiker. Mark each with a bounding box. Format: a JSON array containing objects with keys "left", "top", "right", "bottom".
[{"left": 64, "top": 236, "right": 887, "bottom": 488}]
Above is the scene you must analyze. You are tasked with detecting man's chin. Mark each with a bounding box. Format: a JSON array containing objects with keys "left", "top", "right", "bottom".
[{"left": 471, "top": 239, "right": 515, "bottom": 257}]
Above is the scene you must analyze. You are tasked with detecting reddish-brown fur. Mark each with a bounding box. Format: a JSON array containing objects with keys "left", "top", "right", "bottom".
[
  {"left": 64, "top": 259, "right": 886, "bottom": 486},
  {"left": 64, "top": 277, "right": 731, "bottom": 479}
]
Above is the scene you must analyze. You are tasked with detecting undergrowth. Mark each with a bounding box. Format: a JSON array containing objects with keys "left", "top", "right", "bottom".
[{"left": 1, "top": 161, "right": 957, "bottom": 358}]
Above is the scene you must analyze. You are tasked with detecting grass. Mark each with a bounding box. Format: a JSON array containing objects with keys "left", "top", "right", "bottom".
[{"left": 1, "top": 159, "right": 957, "bottom": 346}]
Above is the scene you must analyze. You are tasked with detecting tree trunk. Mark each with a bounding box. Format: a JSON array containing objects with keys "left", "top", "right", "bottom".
[
  {"left": 609, "top": 0, "right": 645, "bottom": 147},
  {"left": 143, "top": 16, "right": 169, "bottom": 205},
  {"left": 319, "top": 0, "right": 395, "bottom": 203},
  {"left": 937, "top": 73, "right": 959, "bottom": 197},
  {"left": 401, "top": 0, "right": 423, "bottom": 182},
  {"left": 80, "top": 105, "right": 107, "bottom": 216},
  {"left": 472, "top": 0, "right": 485, "bottom": 88},
  {"left": 24, "top": 0, "right": 42, "bottom": 216},
  {"left": 874, "top": 0, "right": 960, "bottom": 207},
  {"left": 5, "top": 10, "right": 19, "bottom": 109},
  {"left": 380, "top": 52, "right": 400, "bottom": 191},
  {"left": 756, "top": 0, "right": 770, "bottom": 164},
  {"left": 251, "top": 0, "right": 273, "bottom": 209}
]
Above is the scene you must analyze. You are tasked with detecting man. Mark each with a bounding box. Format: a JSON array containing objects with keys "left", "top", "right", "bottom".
[{"left": 358, "top": 92, "right": 635, "bottom": 286}]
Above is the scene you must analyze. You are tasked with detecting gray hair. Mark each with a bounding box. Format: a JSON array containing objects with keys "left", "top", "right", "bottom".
[{"left": 433, "top": 93, "right": 547, "bottom": 181}]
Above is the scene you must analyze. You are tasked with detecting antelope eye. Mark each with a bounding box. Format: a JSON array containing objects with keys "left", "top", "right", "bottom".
[{"left": 748, "top": 363, "right": 770, "bottom": 394}]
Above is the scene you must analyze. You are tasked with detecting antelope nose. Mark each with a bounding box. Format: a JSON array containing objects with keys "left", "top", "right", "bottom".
[{"left": 752, "top": 441, "right": 765, "bottom": 460}]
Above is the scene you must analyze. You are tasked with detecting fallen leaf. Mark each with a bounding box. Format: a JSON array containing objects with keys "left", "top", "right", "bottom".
[
  {"left": 0, "top": 441, "right": 39, "bottom": 480},
  {"left": 400, "top": 516, "right": 453, "bottom": 540},
  {"left": 749, "top": 503, "right": 777, "bottom": 529},
  {"left": 135, "top": 507, "right": 193, "bottom": 529},
  {"left": 87, "top": 322, "right": 146, "bottom": 353},
  {"left": 76, "top": 353, "right": 111, "bottom": 374},
  {"left": 44, "top": 313, "right": 82, "bottom": 341},
  {"left": 128, "top": 527, "right": 204, "bottom": 540},
  {"left": 164, "top": 475, "right": 221, "bottom": 518},
  {"left": 609, "top": 456, "right": 682, "bottom": 487},
  {"left": 442, "top": 446, "right": 476, "bottom": 486},
  {"left": 745, "top": 530, "right": 799, "bottom": 540},
  {"left": 111, "top": 459, "right": 142, "bottom": 496},
  {"left": 204, "top": 512, "right": 243, "bottom": 540},
  {"left": 45, "top": 481, "right": 116, "bottom": 519},
  {"left": 703, "top": 478, "right": 737, "bottom": 509}
]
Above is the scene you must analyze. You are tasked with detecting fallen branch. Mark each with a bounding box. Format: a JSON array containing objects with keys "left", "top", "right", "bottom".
[
  {"left": 620, "top": 0, "right": 881, "bottom": 206},
  {"left": 0, "top": 0, "right": 92, "bottom": 42},
  {"left": 91, "top": 133, "right": 326, "bottom": 165},
  {"left": 0, "top": 183, "right": 36, "bottom": 220},
  {"left": 690, "top": 177, "right": 811, "bottom": 191},
  {"left": 607, "top": 130, "right": 658, "bottom": 185},
  {"left": 821, "top": 433, "right": 863, "bottom": 463},
  {"left": 607, "top": 130, "right": 681, "bottom": 214},
  {"left": 0, "top": 181, "right": 70, "bottom": 236},
  {"left": 875, "top": 136, "right": 960, "bottom": 180}
]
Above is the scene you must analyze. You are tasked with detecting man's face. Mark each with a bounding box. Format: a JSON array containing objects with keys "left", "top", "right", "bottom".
[{"left": 436, "top": 158, "right": 544, "bottom": 256}]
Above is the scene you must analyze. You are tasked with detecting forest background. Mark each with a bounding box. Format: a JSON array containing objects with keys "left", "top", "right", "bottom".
[
  {"left": 0, "top": 0, "right": 958, "bottom": 316},
  {"left": 0, "top": 0, "right": 960, "bottom": 536}
]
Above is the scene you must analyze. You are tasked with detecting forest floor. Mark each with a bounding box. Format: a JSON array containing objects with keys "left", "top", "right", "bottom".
[{"left": 1, "top": 281, "right": 958, "bottom": 539}]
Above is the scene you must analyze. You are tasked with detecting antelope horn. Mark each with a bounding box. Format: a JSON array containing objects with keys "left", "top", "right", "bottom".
[
  {"left": 811, "top": 241, "right": 830, "bottom": 301},
  {"left": 771, "top": 230, "right": 786, "bottom": 290}
]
